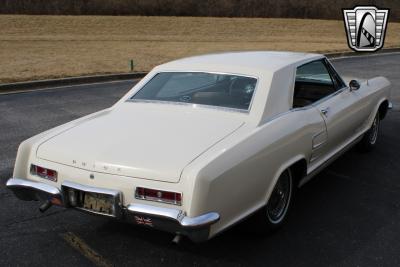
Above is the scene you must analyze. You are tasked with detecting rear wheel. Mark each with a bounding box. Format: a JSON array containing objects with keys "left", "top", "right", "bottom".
[
  {"left": 358, "top": 111, "right": 380, "bottom": 152},
  {"left": 252, "top": 169, "right": 294, "bottom": 232}
]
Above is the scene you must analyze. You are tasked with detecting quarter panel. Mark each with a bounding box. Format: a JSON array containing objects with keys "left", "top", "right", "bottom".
[{"left": 181, "top": 107, "right": 326, "bottom": 235}]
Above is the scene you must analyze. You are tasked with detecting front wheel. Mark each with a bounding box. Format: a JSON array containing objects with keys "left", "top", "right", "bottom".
[
  {"left": 358, "top": 111, "right": 380, "bottom": 152},
  {"left": 252, "top": 169, "right": 294, "bottom": 232}
]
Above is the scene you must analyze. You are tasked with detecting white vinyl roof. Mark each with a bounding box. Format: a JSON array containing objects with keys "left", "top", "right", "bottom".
[
  {"left": 118, "top": 51, "right": 326, "bottom": 125},
  {"left": 155, "top": 51, "right": 323, "bottom": 76}
]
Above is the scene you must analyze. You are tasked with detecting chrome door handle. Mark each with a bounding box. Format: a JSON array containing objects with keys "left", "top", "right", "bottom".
[{"left": 321, "top": 108, "right": 329, "bottom": 116}]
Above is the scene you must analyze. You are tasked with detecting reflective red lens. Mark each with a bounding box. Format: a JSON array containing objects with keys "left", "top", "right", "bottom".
[
  {"left": 135, "top": 187, "right": 182, "bottom": 205},
  {"left": 36, "top": 166, "right": 46, "bottom": 175},
  {"left": 30, "top": 164, "right": 57, "bottom": 182},
  {"left": 46, "top": 169, "right": 57, "bottom": 177}
]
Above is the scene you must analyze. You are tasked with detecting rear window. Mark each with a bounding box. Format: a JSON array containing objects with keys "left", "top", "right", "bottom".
[{"left": 130, "top": 72, "right": 257, "bottom": 110}]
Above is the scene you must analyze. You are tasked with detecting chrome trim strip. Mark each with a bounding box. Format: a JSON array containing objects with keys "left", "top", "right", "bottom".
[
  {"left": 127, "top": 70, "right": 259, "bottom": 113},
  {"left": 62, "top": 181, "right": 120, "bottom": 197},
  {"left": 312, "top": 141, "right": 326, "bottom": 150},
  {"left": 309, "top": 155, "right": 318, "bottom": 163},
  {"left": 127, "top": 99, "right": 250, "bottom": 114},
  {"left": 311, "top": 87, "right": 349, "bottom": 107},
  {"left": 325, "top": 58, "right": 347, "bottom": 89},
  {"left": 6, "top": 178, "right": 61, "bottom": 198},
  {"left": 312, "top": 129, "right": 327, "bottom": 151},
  {"left": 289, "top": 86, "right": 348, "bottom": 111}
]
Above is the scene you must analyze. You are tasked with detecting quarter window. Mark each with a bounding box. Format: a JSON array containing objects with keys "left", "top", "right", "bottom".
[{"left": 293, "top": 60, "right": 336, "bottom": 108}]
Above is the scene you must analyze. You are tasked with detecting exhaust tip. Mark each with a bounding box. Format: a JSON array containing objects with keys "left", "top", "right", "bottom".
[
  {"left": 172, "top": 234, "right": 182, "bottom": 244},
  {"left": 39, "top": 200, "right": 52, "bottom": 213}
]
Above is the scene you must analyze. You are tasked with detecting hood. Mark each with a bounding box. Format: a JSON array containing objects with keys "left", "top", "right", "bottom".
[{"left": 37, "top": 102, "right": 244, "bottom": 183}]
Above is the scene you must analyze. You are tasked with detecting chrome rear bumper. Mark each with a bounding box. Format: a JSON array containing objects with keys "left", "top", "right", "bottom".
[
  {"left": 127, "top": 204, "right": 219, "bottom": 242},
  {"left": 6, "top": 178, "right": 63, "bottom": 203},
  {"left": 6, "top": 178, "right": 219, "bottom": 242}
]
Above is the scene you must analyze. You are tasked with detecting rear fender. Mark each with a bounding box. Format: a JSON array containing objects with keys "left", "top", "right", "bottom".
[{"left": 262, "top": 155, "right": 306, "bottom": 204}]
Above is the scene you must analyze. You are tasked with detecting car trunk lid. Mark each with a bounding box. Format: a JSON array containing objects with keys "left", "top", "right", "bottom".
[{"left": 36, "top": 102, "right": 244, "bottom": 183}]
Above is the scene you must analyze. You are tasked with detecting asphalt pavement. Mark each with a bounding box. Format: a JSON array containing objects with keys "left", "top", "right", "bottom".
[{"left": 0, "top": 53, "right": 399, "bottom": 267}]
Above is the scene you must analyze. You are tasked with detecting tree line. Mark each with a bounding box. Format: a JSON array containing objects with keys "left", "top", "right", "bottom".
[{"left": 0, "top": 0, "right": 398, "bottom": 21}]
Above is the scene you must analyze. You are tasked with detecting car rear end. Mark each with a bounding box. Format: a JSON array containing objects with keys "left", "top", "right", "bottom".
[{"left": 7, "top": 155, "right": 220, "bottom": 242}]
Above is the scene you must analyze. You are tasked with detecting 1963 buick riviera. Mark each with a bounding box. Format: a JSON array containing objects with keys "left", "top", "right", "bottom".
[{"left": 7, "top": 51, "right": 392, "bottom": 242}]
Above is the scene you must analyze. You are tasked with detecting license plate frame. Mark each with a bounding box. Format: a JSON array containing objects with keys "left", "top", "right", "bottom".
[
  {"left": 82, "top": 192, "right": 115, "bottom": 216},
  {"left": 62, "top": 181, "right": 122, "bottom": 218}
]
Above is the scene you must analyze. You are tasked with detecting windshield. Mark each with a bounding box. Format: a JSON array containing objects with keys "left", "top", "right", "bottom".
[{"left": 130, "top": 72, "right": 257, "bottom": 110}]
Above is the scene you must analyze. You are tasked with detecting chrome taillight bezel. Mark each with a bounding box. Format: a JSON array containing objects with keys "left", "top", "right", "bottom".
[
  {"left": 135, "top": 187, "right": 182, "bottom": 206},
  {"left": 30, "top": 164, "right": 58, "bottom": 182}
]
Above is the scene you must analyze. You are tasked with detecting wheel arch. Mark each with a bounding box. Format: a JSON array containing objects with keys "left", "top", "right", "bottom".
[
  {"left": 264, "top": 156, "right": 307, "bottom": 204},
  {"left": 290, "top": 158, "right": 308, "bottom": 187},
  {"left": 365, "top": 98, "right": 389, "bottom": 130},
  {"left": 378, "top": 99, "right": 389, "bottom": 120}
]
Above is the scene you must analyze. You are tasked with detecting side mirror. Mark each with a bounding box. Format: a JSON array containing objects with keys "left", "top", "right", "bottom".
[{"left": 349, "top": 80, "right": 360, "bottom": 91}]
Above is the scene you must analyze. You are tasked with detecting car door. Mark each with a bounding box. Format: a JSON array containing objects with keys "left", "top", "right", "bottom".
[
  {"left": 324, "top": 59, "right": 372, "bottom": 137},
  {"left": 293, "top": 59, "right": 366, "bottom": 167},
  {"left": 316, "top": 60, "right": 372, "bottom": 155}
]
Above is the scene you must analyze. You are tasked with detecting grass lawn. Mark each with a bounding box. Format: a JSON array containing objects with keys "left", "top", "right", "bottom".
[{"left": 0, "top": 15, "right": 399, "bottom": 83}]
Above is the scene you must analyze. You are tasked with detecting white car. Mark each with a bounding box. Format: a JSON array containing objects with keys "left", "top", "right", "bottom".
[{"left": 7, "top": 51, "right": 392, "bottom": 242}]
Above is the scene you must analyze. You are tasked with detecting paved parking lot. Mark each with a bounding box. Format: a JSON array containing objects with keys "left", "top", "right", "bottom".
[{"left": 0, "top": 53, "right": 399, "bottom": 266}]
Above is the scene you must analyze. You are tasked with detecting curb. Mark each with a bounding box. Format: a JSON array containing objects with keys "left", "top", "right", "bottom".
[
  {"left": 1, "top": 47, "right": 399, "bottom": 94},
  {"left": 0, "top": 72, "right": 147, "bottom": 93},
  {"left": 325, "top": 47, "right": 400, "bottom": 59}
]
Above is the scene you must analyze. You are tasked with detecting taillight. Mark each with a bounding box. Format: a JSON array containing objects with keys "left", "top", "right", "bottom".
[
  {"left": 30, "top": 164, "right": 58, "bottom": 182},
  {"left": 135, "top": 187, "right": 182, "bottom": 206}
]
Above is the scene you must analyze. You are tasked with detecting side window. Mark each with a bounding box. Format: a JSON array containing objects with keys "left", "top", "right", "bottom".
[
  {"left": 293, "top": 60, "right": 336, "bottom": 108},
  {"left": 325, "top": 60, "right": 347, "bottom": 89}
]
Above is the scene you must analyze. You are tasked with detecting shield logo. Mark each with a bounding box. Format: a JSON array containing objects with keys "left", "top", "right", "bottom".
[{"left": 343, "top": 6, "right": 390, "bottom": 52}]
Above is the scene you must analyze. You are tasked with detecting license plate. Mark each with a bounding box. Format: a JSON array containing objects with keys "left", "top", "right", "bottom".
[{"left": 83, "top": 192, "right": 114, "bottom": 215}]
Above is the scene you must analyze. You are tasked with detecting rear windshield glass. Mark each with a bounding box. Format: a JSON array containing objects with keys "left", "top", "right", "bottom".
[{"left": 130, "top": 72, "right": 257, "bottom": 110}]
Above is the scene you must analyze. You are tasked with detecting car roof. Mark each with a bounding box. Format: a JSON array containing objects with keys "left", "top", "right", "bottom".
[{"left": 156, "top": 51, "right": 323, "bottom": 75}]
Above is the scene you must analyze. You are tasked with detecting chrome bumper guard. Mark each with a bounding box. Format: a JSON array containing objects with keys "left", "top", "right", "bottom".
[{"left": 6, "top": 178, "right": 220, "bottom": 242}]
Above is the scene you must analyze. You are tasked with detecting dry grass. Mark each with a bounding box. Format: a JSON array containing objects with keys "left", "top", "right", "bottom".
[{"left": 0, "top": 15, "right": 399, "bottom": 83}]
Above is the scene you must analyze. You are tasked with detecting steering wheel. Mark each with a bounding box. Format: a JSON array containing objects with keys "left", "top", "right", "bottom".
[
  {"left": 229, "top": 78, "right": 255, "bottom": 96},
  {"left": 180, "top": 95, "right": 192, "bottom": 102}
]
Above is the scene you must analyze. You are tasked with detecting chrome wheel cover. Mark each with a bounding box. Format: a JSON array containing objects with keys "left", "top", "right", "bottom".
[
  {"left": 266, "top": 170, "right": 292, "bottom": 224},
  {"left": 370, "top": 114, "right": 380, "bottom": 145}
]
